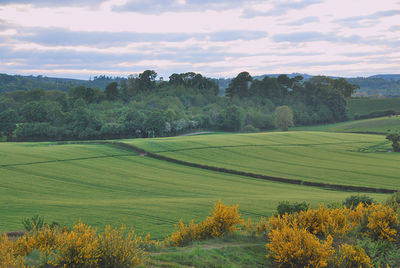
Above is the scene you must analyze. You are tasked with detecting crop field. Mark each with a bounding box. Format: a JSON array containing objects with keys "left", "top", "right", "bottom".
[
  {"left": 292, "top": 116, "right": 400, "bottom": 134},
  {"left": 1, "top": 141, "right": 376, "bottom": 238},
  {"left": 348, "top": 97, "right": 400, "bottom": 116},
  {"left": 125, "top": 131, "right": 400, "bottom": 190}
]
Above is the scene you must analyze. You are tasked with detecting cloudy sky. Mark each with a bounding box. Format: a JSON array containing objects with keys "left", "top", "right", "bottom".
[{"left": 0, "top": 0, "right": 399, "bottom": 79}]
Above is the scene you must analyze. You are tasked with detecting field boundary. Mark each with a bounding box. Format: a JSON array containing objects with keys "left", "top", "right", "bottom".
[{"left": 64, "top": 141, "right": 397, "bottom": 194}]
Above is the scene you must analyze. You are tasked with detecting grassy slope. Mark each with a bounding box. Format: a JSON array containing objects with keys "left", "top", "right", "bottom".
[
  {"left": 124, "top": 131, "right": 400, "bottom": 190},
  {"left": 292, "top": 116, "right": 400, "bottom": 134},
  {"left": 1, "top": 142, "right": 373, "bottom": 238},
  {"left": 348, "top": 98, "right": 400, "bottom": 116}
]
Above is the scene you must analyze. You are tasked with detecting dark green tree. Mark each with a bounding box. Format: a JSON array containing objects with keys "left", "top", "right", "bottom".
[
  {"left": 0, "top": 109, "right": 18, "bottom": 140},
  {"left": 386, "top": 133, "right": 400, "bottom": 152},
  {"left": 226, "top": 72, "right": 252, "bottom": 98},
  {"left": 105, "top": 82, "right": 119, "bottom": 101}
]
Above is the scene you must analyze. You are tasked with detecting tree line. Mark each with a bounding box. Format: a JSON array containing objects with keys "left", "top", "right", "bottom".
[{"left": 0, "top": 70, "right": 358, "bottom": 141}]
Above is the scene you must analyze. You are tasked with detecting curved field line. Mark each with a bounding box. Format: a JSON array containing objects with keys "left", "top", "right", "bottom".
[
  {"left": 0, "top": 154, "right": 133, "bottom": 168},
  {"left": 152, "top": 141, "right": 375, "bottom": 153}
]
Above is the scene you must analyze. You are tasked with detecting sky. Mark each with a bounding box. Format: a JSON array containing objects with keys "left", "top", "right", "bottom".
[{"left": 0, "top": 0, "right": 399, "bottom": 79}]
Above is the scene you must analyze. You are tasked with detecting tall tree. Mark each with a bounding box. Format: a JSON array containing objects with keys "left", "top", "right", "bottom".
[
  {"left": 274, "top": 105, "right": 294, "bottom": 131},
  {"left": 226, "top": 72, "right": 252, "bottom": 98}
]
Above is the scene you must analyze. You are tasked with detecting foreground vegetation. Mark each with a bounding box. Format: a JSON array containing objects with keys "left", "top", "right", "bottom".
[
  {"left": 2, "top": 196, "right": 400, "bottom": 267},
  {"left": 1, "top": 140, "right": 375, "bottom": 237}
]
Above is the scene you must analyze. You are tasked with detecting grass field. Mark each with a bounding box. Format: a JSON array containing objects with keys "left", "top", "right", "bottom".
[
  {"left": 292, "top": 116, "right": 400, "bottom": 134},
  {"left": 348, "top": 97, "right": 400, "bottom": 116},
  {"left": 1, "top": 141, "right": 377, "bottom": 238},
  {"left": 125, "top": 131, "right": 400, "bottom": 190}
]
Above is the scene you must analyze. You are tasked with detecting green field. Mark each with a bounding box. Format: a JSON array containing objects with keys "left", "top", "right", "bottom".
[
  {"left": 348, "top": 97, "right": 400, "bottom": 116},
  {"left": 1, "top": 141, "right": 377, "bottom": 238},
  {"left": 125, "top": 131, "right": 400, "bottom": 190},
  {"left": 292, "top": 116, "right": 400, "bottom": 134}
]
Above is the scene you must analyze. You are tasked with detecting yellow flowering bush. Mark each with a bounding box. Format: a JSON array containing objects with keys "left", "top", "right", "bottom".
[
  {"left": 266, "top": 224, "right": 334, "bottom": 267},
  {"left": 366, "top": 204, "right": 399, "bottom": 241},
  {"left": 49, "top": 221, "right": 100, "bottom": 267},
  {"left": 11, "top": 221, "right": 153, "bottom": 267},
  {"left": 98, "top": 225, "right": 153, "bottom": 267},
  {"left": 166, "top": 201, "right": 243, "bottom": 246},
  {"left": 0, "top": 234, "right": 26, "bottom": 268},
  {"left": 15, "top": 225, "right": 60, "bottom": 257},
  {"left": 335, "top": 243, "right": 372, "bottom": 268},
  {"left": 267, "top": 205, "right": 352, "bottom": 239}
]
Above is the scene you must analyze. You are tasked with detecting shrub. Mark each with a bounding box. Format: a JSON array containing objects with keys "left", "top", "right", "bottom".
[
  {"left": 166, "top": 201, "right": 243, "bottom": 246},
  {"left": 0, "top": 234, "right": 26, "bottom": 267},
  {"left": 366, "top": 204, "right": 399, "bottom": 241},
  {"left": 22, "top": 215, "right": 45, "bottom": 232},
  {"left": 266, "top": 224, "right": 334, "bottom": 267},
  {"left": 15, "top": 221, "right": 152, "bottom": 267},
  {"left": 48, "top": 221, "right": 100, "bottom": 267},
  {"left": 15, "top": 224, "right": 60, "bottom": 258},
  {"left": 243, "top": 124, "right": 259, "bottom": 132},
  {"left": 276, "top": 201, "right": 309, "bottom": 215},
  {"left": 243, "top": 217, "right": 268, "bottom": 237},
  {"left": 386, "top": 132, "right": 400, "bottom": 152},
  {"left": 357, "top": 237, "right": 400, "bottom": 267},
  {"left": 386, "top": 191, "right": 400, "bottom": 214},
  {"left": 343, "top": 195, "right": 375, "bottom": 208},
  {"left": 98, "top": 225, "right": 151, "bottom": 268},
  {"left": 297, "top": 206, "right": 352, "bottom": 238},
  {"left": 334, "top": 243, "right": 372, "bottom": 268}
]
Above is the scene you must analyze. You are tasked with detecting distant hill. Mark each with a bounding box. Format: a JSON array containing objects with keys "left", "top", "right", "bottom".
[
  {"left": 217, "top": 73, "right": 400, "bottom": 96},
  {"left": 368, "top": 74, "right": 400, "bottom": 80},
  {"left": 0, "top": 73, "right": 123, "bottom": 94},
  {"left": 0, "top": 72, "right": 399, "bottom": 96}
]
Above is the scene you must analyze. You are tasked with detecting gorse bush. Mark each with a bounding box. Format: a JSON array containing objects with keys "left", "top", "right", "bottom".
[
  {"left": 0, "top": 234, "right": 26, "bottom": 268},
  {"left": 335, "top": 244, "right": 372, "bottom": 268},
  {"left": 50, "top": 222, "right": 100, "bottom": 267},
  {"left": 98, "top": 225, "right": 157, "bottom": 268},
  {"left": 266, "top": 223, "right": 334, "bottom": 267},
  {"left": 265, "top": 203, "right": 400, "bottom": 267},
  {"left": 366, "top": 204, "right": 399, "bottom": 241},
  {"left": 166, "top": 201, "right": 243, "bottom": 246},
  {"left": 12, "top": 221, "right": 154, "bottom": 267}
]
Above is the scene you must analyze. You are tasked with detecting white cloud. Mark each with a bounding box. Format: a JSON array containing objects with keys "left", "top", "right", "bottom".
[{"left": 0, "top": 0, "right": 399, "bottom": 78}]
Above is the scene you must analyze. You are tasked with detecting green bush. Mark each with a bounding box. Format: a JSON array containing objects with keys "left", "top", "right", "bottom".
[
  {"left": 386, "top": 191, "right": 400, "bottom": 214},
  {"left": 243, "top": 124, "right": 259, "bottom": 132},
  {"left": 22, "top": 215, "right": 45, "bottom": 232},
  {"left": 276, "top": 201, "right": 309, "bottom": 215},
  {"left": 343, "top": 195, "right": 375, "bottom": 208},
  {"left": 357, "top": 237, "right": 400, "bottom": 267}
]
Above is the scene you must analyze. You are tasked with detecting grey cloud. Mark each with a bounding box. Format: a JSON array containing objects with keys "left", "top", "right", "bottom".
[
  {"left": 112, "top": 0, "right": 258, "bottom": 14},
  {"left": 273, "top": 31, "right": 400, "bottom": 50},
  {"left": 0, "top": 0, "right": 106, "bottom": 7},
  {"left": 284, "top": 16, "right": 320, "bottom": 26},
  {"left": 389, "top": 25, "right": 400, "bottom": 31},
  {"left": 242, "top": 0, "right": 322, "bottom": 18},
  {"left": 0, "top": 43, "right": 249, "bottom": 71},
  {"left": 272, "top": 31, "right": 327, "bottom": 42},
  {"left": 334, "top": 9, "right": 400, "bottom": 28},
  {"left": 208, "top": 30, "right": 268, "bottom": 42},
  {"left": 12, "top": 27, "right": 267, "bottom": 47}
]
